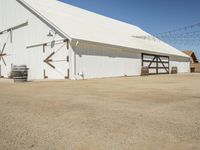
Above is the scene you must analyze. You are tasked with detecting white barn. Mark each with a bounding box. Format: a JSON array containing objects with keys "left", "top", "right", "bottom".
[{"left": 0, "top": 0, "right": 190, "bottom": 80}]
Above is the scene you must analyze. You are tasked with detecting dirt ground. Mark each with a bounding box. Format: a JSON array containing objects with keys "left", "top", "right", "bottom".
[{"left": 0, "top": 74, "right": 200, "bottom": 150}]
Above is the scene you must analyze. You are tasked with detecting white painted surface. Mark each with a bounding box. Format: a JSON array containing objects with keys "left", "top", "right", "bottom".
[
  {"left": 73, "top": 42, "right": 190, "bottom": 79},
  {"left": 0, "top": 0, "right": 190, "bottom": 80},
  {"left": 19, "top": 0, "right": 189, "bottom": 58},
  {"left": 74, "top": 42, "right": 141, "bottom": 79},
  {"left": 170, "top": 56, "right": 190, "bottom": 73},
  {"left": 0, "top": 0, "right": 70, "bottom": 79}
]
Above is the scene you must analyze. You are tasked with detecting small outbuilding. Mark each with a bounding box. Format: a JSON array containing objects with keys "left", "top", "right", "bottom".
[
  {"left": 0, "top": 0, "right": 190, "bottom": 80},
  {"left": 182, "top": 50, "right": 199, "bottom": 63},
  {"left": 183, "top": 50, "right": 200, "bottom": 73}
]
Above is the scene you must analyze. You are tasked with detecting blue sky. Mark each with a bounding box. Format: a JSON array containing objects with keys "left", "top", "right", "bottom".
[{"left": 60, "top": 0, "right": 200, "bottom": 58}]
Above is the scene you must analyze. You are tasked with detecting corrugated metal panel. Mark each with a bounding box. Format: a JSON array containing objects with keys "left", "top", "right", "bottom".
[
  {"left": 74, "top": 42, "right": 142, "bottom": 79},
  {"left": 74, "top": 42, "right": 190, "bottom": 79}
]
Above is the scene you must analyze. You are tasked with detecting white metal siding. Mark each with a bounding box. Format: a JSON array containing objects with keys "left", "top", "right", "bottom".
[
  {"left": 170, "top": 56, "right": 190, "bottom": 73},
  {"left": 74, "top": 42, "right": 190, "bottom": 80},
  {"left": 0, "top": 0, "right": 70, "bottom": 79},
  {"left": 74, "top": 42, "right": 141, "bottom": 79},
  {"left": 0, "top": 0, "right": 190, "bottom": 80}
]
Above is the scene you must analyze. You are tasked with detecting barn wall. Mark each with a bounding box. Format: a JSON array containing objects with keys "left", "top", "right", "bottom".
[
  {"left": 73, "top": 42, "right": 141, "bottom": 79},
  {"left": 0, "top": 0, "right": 190, "bottom": 80},
  {"left": 0, "top": 0, "right": 70, "bottom": 79},
  {"left": 73, "top": 42, "right": 190, "bottom": 79},
  {"left": 170, "top": 56, "right": 190, "bottom": 73}
]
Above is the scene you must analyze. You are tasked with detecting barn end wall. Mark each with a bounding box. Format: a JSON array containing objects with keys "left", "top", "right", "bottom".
[
  {"left": 73, "top": 42, "right": 141, "bottom": 79},
  {"left": 0, "top": 0, "right": 71, "bottom": 79}
]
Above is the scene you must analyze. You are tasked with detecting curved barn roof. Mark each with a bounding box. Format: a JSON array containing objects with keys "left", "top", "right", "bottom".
[{"left": 18, "top": 0, "right": 189, "bottom": 58}]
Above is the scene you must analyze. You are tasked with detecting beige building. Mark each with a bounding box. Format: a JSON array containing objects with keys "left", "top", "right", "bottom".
[
  {"left": 183, "top": 50, "right": 200, "bottom": 72},
  {"left": 182, "top": 50, "right": 198, "bottom": 63}
]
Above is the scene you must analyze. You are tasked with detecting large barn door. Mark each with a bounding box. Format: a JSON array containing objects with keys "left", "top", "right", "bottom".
[
  {"left": 142, "top": 53, "right": 169, "bottom": 74},
  {"left": 43, "top": 40, "right": 69, "bottom": 79}
]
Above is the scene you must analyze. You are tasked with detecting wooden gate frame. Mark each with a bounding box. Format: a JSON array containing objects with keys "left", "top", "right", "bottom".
[
  {"left": 142, "top": 53, "right": 169, "bottom": 75},
  {"left": 0, "top": 34, "right": 11, "bottom": 78},
  {"left": 27, "top": 38, "right": 70, "bottom": 79},
  {"left": 0, "top": 21, "right": 28, "bottom": 78},
  {"left": 42, "top": 39, "right": 70, "bottom": 79},
  {"left": 0, "top": 45, "right": 7, "bottom": 66}
]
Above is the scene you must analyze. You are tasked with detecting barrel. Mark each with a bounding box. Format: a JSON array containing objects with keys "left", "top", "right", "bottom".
[
  {"left": 171, "top": 67, "right": 178, "bottom": 74},
  {"left": 141, "top": 67, "right": 149, "bottom": 76},
  {"left": 12, "top": 65, "right": 29, "bottom": 82}
]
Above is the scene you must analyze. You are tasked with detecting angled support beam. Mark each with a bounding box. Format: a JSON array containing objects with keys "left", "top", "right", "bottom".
[
  {"left": 158, "top": 57, "right": 169, "bottom": 73},
  {"left": 27, "top": 39, "right": 69, "bottom": 49},
  {"left": 0, "top": 54, "right": 7, "bottom": 66},
  {"left": 0, "top": 43, "right": 8, "bottom": 66},
  {"left": 148, "top": 56, "right": 156, "bottom": 68},
  {"left": 0, "top": 21, "right": 28, "bottom": 35},
  {"left": 44, "top": 52, "right": 55, "bottom": 69}
]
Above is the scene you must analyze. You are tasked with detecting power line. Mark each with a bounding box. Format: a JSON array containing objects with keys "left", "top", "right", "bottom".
[
  {"left": 154, "top": 22, "right": 200, "bottom": 36},
  {"left": 132, "top": 22, "right": 200, "bottom": 48}
]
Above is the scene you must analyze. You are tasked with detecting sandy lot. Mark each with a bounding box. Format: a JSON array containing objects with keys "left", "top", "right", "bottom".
[{"left": 0, "top": 74, "right": 200, "bottom": 150}]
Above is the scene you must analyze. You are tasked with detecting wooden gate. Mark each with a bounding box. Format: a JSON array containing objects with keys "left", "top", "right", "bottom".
[
  {"left": 27, "top": 39, "right": 70, "bottom": 79},
  {"left": 42, "top": 39, "right": 70, "bottom": 79},
  {"left": 0, "top": 33, "right": 12, "bottom": 78},
  {"left": 0, "top": 21, "right": 28, "bottom": 78},
  {"left": 142, "top": 53, "right": 169, "bottom": 74}
]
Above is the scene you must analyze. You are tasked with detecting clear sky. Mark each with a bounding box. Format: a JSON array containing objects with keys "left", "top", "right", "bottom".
[{"left": 60, "top": 0, "right": 200, "bottom": 58}]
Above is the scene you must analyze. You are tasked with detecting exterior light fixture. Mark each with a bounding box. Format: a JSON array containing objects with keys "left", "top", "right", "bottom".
[{"left": 47, "top": 30, "right": 56, "bottom": 37}]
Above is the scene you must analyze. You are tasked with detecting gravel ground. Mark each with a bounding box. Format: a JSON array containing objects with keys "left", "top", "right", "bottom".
[{"left": 0, "top": 74, "right": 200, "bottom": 150}]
